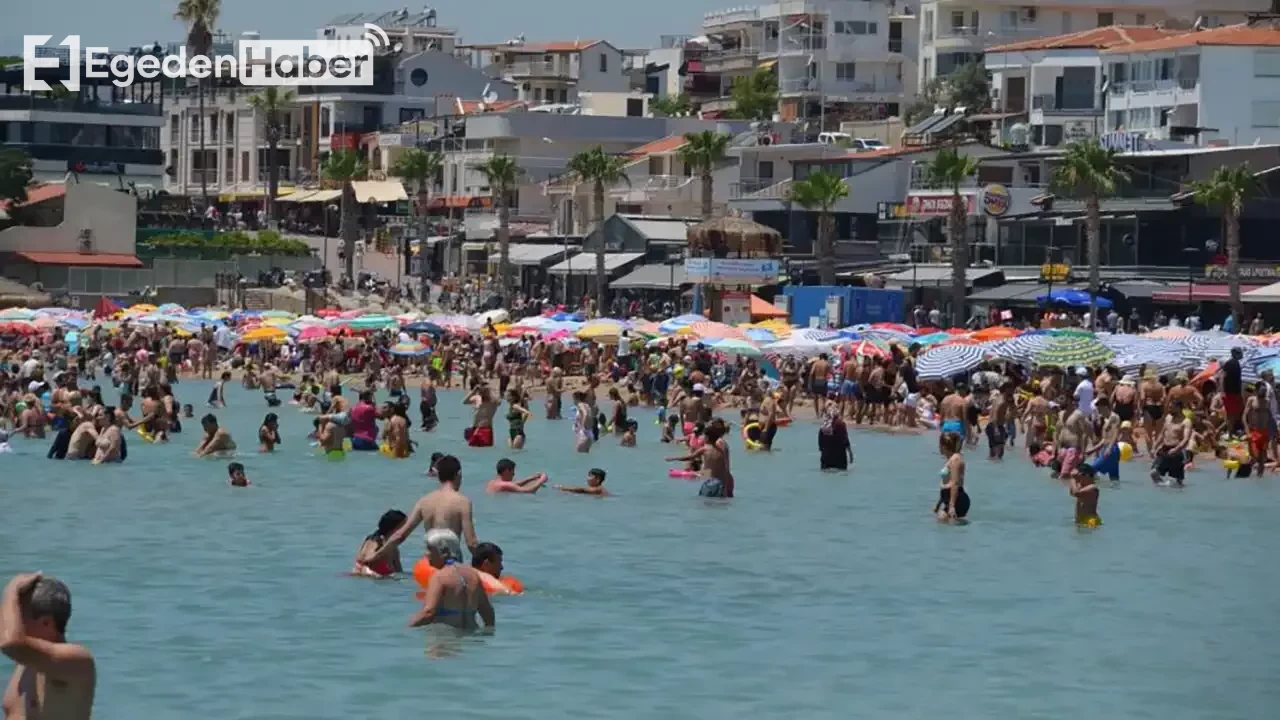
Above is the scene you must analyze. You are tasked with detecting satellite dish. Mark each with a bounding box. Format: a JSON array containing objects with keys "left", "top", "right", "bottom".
[
  {"left": 482, "top": 83, "right": 498, "bottom": 103},
  {"left": 392, "top": 41, "right": 404, "bottom": 53}
]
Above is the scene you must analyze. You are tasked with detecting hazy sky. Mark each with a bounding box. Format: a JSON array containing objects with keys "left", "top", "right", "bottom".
[{"left": 5, "top": 0, "right": 729, "bottom": 55}]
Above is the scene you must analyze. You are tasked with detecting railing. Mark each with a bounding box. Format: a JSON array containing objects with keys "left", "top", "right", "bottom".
[
  {"left": 1032, "top": 94, "right": 1102, "bottom": 115},
  {"left": 701, "top": 49, "right": 761, "bottom": 71},
  {"left": 1177, "top": 76, "right": 1199, "bottom": 90},
  {"left": 8, "top": 144, "right": 163, "bottom": 165},
  {"left": 779, "top": 36, "right": 826, "bottom": 51},
  {"left": 641, "top": 175, "right": 696, "bottom": 191},
  {"left": 781, "top": 79, "right": 903, "bottom": 94},
  {"left": 0, "top": 95, "right": 162, "bottom": 116},
  {"left": 507, "top": 61, "right": 577, "bottom": 79},
  {"left": 188, "top": 169, "right": 219, "bottom": 185},
  {"left": 730, "top": 178, "right": 792, "bottom": 199},
  {"left": 703, "top": 7, "right": 760, "bottom": 25},
  {"left": 888, "top": 39, "right": 903, "bottom": 53}
]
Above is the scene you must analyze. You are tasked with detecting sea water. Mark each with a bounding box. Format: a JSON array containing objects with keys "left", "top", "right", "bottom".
[{"left": 2, "top": 380, "right": 1279, "bottom": 719}]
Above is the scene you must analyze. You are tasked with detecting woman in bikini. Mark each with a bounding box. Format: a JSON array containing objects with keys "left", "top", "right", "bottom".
[{"left": 354, "top": 509, "right": 407, "bottom": 578}]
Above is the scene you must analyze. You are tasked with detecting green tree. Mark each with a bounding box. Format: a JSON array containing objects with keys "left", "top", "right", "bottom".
[
  {"left": 926, "top": 147, "right": 980, "bottom": 326},
  {"left": 174, "top": 0, "right": 221, "bottom": 208},
  {"left": 0, "top": 150, "right": 34, "bottom": 207},
  {"left": 321, "top": 150, "right": 368, "bottom": 284},
  {"left": 649, "top": 94, "right": 693, "bottom": 118},
  {"left": 565, "top": 146, "right": 631, "bottom": 313},
  {"left": 729, "top": 67, "right": 777, "bottom": 121},
  {"left": 247, "top": 86, "right": 296, "bottom": 228},
  {"left": 1193, "top": 164, "right": 1259, "bottom": 329},
  {"left": 676, "top": 131, "right": 732, "bottom": 219},
  {"left": 1052, "top": 139, "right": 1130, "bottom": 329},
  {"left": 904, "top": 62, "right": 990, "bottom": 125},
  {"left": 391, "top": 146, "right": 443, "bottom": 292},
  {"left": 0, "top": 57, "right": 22, "bottom": 67},
  {"left": 474, "top": 154, "right": 524, "bottom": 299},
  {"left": 787, "top": 171, "right": 849, "bottom": 286}
]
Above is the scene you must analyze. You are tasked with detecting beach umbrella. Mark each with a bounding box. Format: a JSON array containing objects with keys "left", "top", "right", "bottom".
[
  {"left": 504, "top": 326, "right": 541, "bottom": 338},
  {"left": 124, "top": 303, "right": 156, "bottom": 315},
  {"left": 710, "top": 338, "right": 762, "bottom": 358},
  {"left": 476, "top": 308, "right": 509, "bottom": 326},
  {"left": 156, "top": 303, "right": 186, "bottom": 314},
  {"left": 241, "top": 326, "right": 287, "bottom": 343},
  {"left": 1032, "top": 335, "right": 1115, "bottom": 368},
  {"left": 1199, "top": 335, "right": 1269, "bottom": 364},
  {"left": 762, "top": 333, "right": 841, "bottom": 358},
  {"left": 389, "top": 340, "right": 430, "bottom": 357},
  {"left": 1143, "top": 326, "right": 1193, "bottom": 340},
  {"left": 970, "top": 326, "right": 1021, "bottom": 342},
  {"left": 916, "top": 344, "right": 986, "bottom": 380},
  {"left": 345, "top": 315, "right": 398, "bottom": 331},
  {"left": 913, "top": 331, "right": 955, "bottom": 347},
  {"left": 0, "top": 308, "right": 36, "bottom": 321},
  {"left": 403, "top": 321, "right": 446, "bottom": 336},
  {"left": 861, "top": 327, "right": 914, "bottom": 345},
  {"left": 629, "top": 320, "right": 662, "bottom": 337},
  {"left": 31, "top": 315, "right": 59, "bottom": 329},
  {"left": 259, "top": 310, "right": 296, "bottom": 320},
  {"left": 743, "top": 327, "right": 778, "bottom": 344},
  {"left": 577, "top": 320, "right": 627, "bottom": 343},
  {"left": 295, "top": 326, "right": 331, "bottom": 344},
  {"left": 0, "top": 320, "right": 36, "bottom": 335},
  {"left": 844, "top": 338, "right": 891, "bottom": 361},
  {"left": 658, "top": 313, "right": 707, "bottom": 334},
  {"left": 871, "top": 322, "right": 915, "bottom": 334},
  {"left": 988, "top": 333, "right": 1056, "bottom": 364},
  {"left": 315, "top": 307, "right": 343, "bottom": 318},
  {"left": 793, "top": 328, "right": 843, "bottom": 343},
  {"left": 682, "top": 321, "right": 748, "bottom": 341}
]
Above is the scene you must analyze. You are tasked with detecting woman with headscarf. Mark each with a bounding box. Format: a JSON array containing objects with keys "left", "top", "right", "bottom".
[{"left": 818, "top": 398, "right": 853, "bottom": 470}]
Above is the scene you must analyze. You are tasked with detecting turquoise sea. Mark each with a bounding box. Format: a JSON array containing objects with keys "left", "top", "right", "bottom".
[{"left": 2, "top": 379, "right": 1279, "bottom": 719}]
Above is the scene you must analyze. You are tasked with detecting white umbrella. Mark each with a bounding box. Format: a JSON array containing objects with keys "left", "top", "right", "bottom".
[{"left": 916, "top": 344, "right": 986, "bottom": 380}]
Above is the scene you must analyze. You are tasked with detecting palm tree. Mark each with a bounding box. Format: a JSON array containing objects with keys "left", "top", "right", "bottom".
[
  {"left": 677, "top": 131, "right": 732, "bottom": 219},
  {"left": 391, "top": 146, "right": 443, "bottom": 248},
  {"left": 246, "top": 87, "right": 295, "bottom": 228},
  {"left": 1193, "top": 164, "right": 1259, "bottom": 329},
  {"left": 474, "top": 154, "right": 523, "bottom": 299},
  {"left": 565, "top": 146, "right": 630, "bottom": 314},
  {"left": 174, "top": 0, "right": 220, "bottom": 210},
  {"left": 321, "top": 150, "right": 367, "bottom": 285},
  {"left": 1052, "top": 138, "right": 1130, "bottom": 330},
  {"left": 926, "top": 147, "right": 980, "bottom": 327},
  {"left": 787, "top": 171, "right": 849, "bottom": 286},
  {"left": 649, "top": 94, "right": 693, "bottom": 118}
]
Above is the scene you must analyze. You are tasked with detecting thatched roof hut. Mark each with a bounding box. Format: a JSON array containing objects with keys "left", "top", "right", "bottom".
[{"left": 686, "top": 216, "right": 782, "bottom": 257}]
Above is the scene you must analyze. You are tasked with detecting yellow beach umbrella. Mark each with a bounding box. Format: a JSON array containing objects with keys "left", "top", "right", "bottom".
[
  {"left": 241, "top": 326, "right": 287, "bottom": 343},
  {"left": 126, "top": 303, "right": 157, "bottom": 314},
  {"left": 577, "top": 320, "right": 626, "bottom": 344}
]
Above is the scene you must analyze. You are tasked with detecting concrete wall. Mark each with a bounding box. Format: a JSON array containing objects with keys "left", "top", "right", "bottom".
[
  {"left": 577, "top": 44, "right": 630, "bottom": 94},
  {"left": 580, "top": 91, "right": 653, "bottom": 117},
  {"left": 0, "top": 182, "right": 136, "bottom": 256},
  {"left": 1200, "top": 46, "right": 1280, "bottom": 146}
]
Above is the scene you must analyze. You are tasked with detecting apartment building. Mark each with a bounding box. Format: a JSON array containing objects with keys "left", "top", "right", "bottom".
[
  {"left": 318, "top": 7, "right": 458, "bottom": 55},
  {"left": 985, "top": 26, "right": 1181, "bottom": 147},
  {"left": 0, "top": 60, "right": 164, "bottom": 189},
  {"left": 700, "top": 0, "right": 912, "bottom": 131},
  {"left": 916, "top": 0, "right": 1265, "bottom": 86},
  {"left": 456, "top": 40, "right": 630, "bottom": 106},
  {"left": 1102, "top": 22, "right": 1280, "bottom": 145}
]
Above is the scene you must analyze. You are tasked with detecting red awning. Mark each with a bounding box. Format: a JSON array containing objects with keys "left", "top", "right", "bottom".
[
  {"left": 6, "top": 252, "right": 143, "bottom": 267},
  {"left": 1151, "top": 284, "right": 1268, "bottom": 302}
]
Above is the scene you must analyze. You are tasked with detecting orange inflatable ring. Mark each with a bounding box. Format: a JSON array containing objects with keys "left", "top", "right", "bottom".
[{"left": 413, "top": 556, "right": 523, "bottom": 595}]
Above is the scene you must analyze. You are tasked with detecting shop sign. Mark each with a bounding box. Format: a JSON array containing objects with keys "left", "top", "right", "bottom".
[
  {"left": 982, "top": 184, "right": 1011, "bottom": 216},
  {"left": 905, "top": 193, "right": 976, "bottom": 217},
  {"left": 1204, "top": 264, "right": 1280, "bottom": 280},
  {"left": 684, "top": 257, "right": 780, "bottom": 285},
  {"left": 1040, "top": 263, "right": 1071, "bottom": 282},
  {"left": 877, "top": 201, "right": 908, "bottom": 220}
]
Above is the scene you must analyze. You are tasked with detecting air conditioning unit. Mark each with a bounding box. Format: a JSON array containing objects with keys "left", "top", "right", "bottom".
[
  {"left": 77, "top": 229, "right": 93, "bottom": 253},
  {"left": 1020, "top": 7, "right": 1037, "bottom": 23}
]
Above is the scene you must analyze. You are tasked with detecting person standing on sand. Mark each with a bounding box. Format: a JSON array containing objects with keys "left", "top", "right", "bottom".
[
  {"left": 362, "top": 455, "right": 479, "bottom": 566},
  {"left": 1, "top": 573, "right": 96, "bottom": 720}
]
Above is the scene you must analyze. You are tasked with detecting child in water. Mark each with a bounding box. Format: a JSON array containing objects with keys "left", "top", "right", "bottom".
[
  {"left": 1069, "top": 464, "right": 1101, "bottom": 526},
  {"left": 259, "top": 413, "right": 281, "bottom": 452},
  {"left": 353, "top": 509, "right": 407, "bottom": 577},
  {"left": 182, "top": 403, "right": 194, "bottom": 419},
  {"left": 209, "top": 371, "right": 230, "bottom": 407},
  {"left": 227, "top": 461, "right": 250, "bottom": 487},
  {"left": 620, "top": 419, "right": 638, "bottom": 447}
]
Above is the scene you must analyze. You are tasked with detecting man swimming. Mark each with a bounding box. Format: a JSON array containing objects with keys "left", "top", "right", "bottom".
[
  {"left": 470, "top": 542, "right": 517, "bottom": 595},
  {"left": 408, "top": 529, "right": 495, "bottom": 631},
  {"left": 486, "top": 458, "right": 548, "bottom": 494},
  {"left": 553, "top": 468, "right": 609, "bottom": 496},
  {"left": 362, "top": 455, "right": 479, "bottom": 566},
  {"left": 2, "top": 573, "right": 96, "bottom": 720}
]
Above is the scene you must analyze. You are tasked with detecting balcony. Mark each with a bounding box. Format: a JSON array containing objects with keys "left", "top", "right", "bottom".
[
  {"left": 1032, "top": 94, "right": 1102, "bottom": 116},
  {"left": 258, "top": 167, "right": 293, "bottom": 183},
  {"left": 781, "top": 78, "right": 904, "bottom": 97},
  {"left": 730, "top": 178, "right": 792, "bottom": 200},
  {"left": 188, "top": 169, "right": 219, "bottom": 185},
  {"left": 0, "top": 95, "right": 162, "bottom": 116},
  {"left": 701, "top": 49, "right": 761, "bottom": 73},
  {"left": 506, "top": 61, "right": 577, "bottom": 80},
  {"left": 11, "top": 144, "right": 163, "bottom": 166},
  {"left": 775, "top": 36, "right": 826, "bottom": 54}
]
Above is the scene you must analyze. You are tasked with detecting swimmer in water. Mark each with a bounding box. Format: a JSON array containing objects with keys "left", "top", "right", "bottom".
[
  {"left": 408, "top": 529, "right": 495, "bottom": 631},
  {"left": 554, "top": 467, "right": 609, "bottom": 496},
  {"left": 227, "top": 461, "right": 250, "bottom": 487},
  {"left": 485, "top": 458, "right": 548, "bottom": 494},
  {"left": 1069, "top": 463, "right": 1100, "bottom": 526},
  {"left": 208, "top": 371, "right": 230, "bottom": 408},
  {"left": 933, "top": 431, "right": 969, "bottom": 522},
  {"left": 193, "top": 413, "right": 236, "bottom": 458},
  {"left": 425, "top": 451, "right": 444, "bottom": 477},
  {"left": 620, "top": 419, "right": 637, "bottom": 447},
  {"left": 353, "top": 509, "right": 407, "bottom": 577},
  {"left": 1, "top": 572, "right": 96, "bottom": 720},
  {"left": 258, "top": 413, "right": 281, "bottom": 452},
  {"left": 471, "top": 542, "right": 517, "bottom": 595},
  {"left": 572, "top": 391, "right": 593, "bottom": 453},
  {"left": 363, "top": 456, "right": 479, "bottom": 566}
]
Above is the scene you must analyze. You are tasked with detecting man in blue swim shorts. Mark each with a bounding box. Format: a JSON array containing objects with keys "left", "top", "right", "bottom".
[
  {"left": 1086, "top": 397, "right": 1122, "bottom": 481},
  {"left": 939, "top": 383, "right": 968, "bottom": 436}
]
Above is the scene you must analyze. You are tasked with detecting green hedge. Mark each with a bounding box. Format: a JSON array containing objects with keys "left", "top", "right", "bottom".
[{"left": 140, "top": 230, "right": 313, "bottom": 257}]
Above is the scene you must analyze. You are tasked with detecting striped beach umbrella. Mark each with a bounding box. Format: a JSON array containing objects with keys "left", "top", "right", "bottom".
[
  {"left": 916, "top": 344, "right": 986, "bottom": 380},
  {"left": 710, "top": 338, "right": 762, "bottom": 358},
  {"left": 1032, "top": 335, "right": 1115, "bottom": 368},
  {"left": 389, "top": 340, "right": 430, "bottom": 357}
]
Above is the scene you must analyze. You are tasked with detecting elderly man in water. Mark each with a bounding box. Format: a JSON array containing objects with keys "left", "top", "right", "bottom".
[
  {"left": 409, "top": 529, "right": 495, "bottom": 631},
  {"left": 1, "top": 573, "right": 96, "bottom": 720}
]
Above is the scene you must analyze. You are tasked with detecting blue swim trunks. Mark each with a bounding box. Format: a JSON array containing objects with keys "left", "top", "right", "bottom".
[
  {"left": 941, "top": 419, "right": 964, "bottom": 435},
  {"left": 841, "top": 380, "right": 859, "bottom": 398},
  {"left": 1090, "top": 443, "right": 1121, "bottom": 481}
]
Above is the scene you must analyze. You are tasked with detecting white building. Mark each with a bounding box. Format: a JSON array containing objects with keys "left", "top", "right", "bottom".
[
  {"left": 456, "top": 40, "right": 630, "bottom": 106},
  {"left": 1102, "top": 22, "right": 1280, "bottom": 145},
  {"left": 916, "top": 0, "right": 1265, "bottom": 87},
  {"left": 700, "top": 0, "right": 913, "bottom": 130},
  {"left": 319, "top": 7, "right": 458, "bottom": 55},
  {"left": 985, "top": 26, "right": 1181, "bottom": 147}
]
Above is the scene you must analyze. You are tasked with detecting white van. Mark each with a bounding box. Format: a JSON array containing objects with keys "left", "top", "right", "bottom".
[{"left": 817, "top": 132, "right": 852, "bottom": 146}]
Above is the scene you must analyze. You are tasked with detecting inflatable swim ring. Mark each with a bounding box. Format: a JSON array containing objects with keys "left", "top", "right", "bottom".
[
  {"left": 1223, "top": 459, "right": 1241, "bottom": 471},
  {"left": 413, "top": 557, "right": 522, "bottom": 595},
  {"left": 1079, "top": 515, "right": 1103, "bottom": 528},
  {"left": 379, "top": 443, "right": 396, "bottom": 457},
  {"left": 668, "top": 469, "right": 699, "bottom": 479},
  {"left": 136, "top": 427, "right": 156, "bottom": 443}
]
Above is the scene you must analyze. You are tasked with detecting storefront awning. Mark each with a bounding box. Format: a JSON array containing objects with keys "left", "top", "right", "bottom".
[
  {"left": 611, "top": 263, "right": 689, "bottom": 289},
  {"left": 4, "top": 251, "right": 143, "bottom": 268},
  {"left": 487, "top": 244, "right": 570, "bottom": 266},
  {"left": 1152, "top": 284, "right": 1269, "bottom": 303},
  {"left": 217, "top": 188, "right": 296, "bottom": 202},
  {"left": 1243, "top": 282, "right": 1280, "bottom": 304},
  {"left": 547, "top": 252, "right": 645, "bottom": 276},
  {"left": 350, "top": 180, "right": 408, "bottom": 204}
]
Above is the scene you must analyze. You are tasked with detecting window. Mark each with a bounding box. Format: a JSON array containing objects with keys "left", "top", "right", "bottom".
[
  {"left": 626, "top": 97, "right": 644, "bottom": 117},
  {"left": 225, "top": 148, "right": 234, "bottom": 182},
  {"left": 868, "top": 22, "right": 877, "bottom": 34},
  {"left": 410, "top": 68, "right": 428, "bottom": 86},
  {"left": 1129, "top": 107, "right": 1152, "bottom": 128},
  {"left": 533, "top": 87, "right": 542, "bottom": 103},
  {"left": 559, "top": 88, "right": 568, "bottom": 103},
  {"left": 924, "top": 10, "right": 934, "bottom": 42},
  {"left": 226, "top": 112, "right": 235, "bottom": 141},
  {"left": 1136, "top": 13, "right": 1146, "bottom": 25},
  {"left": 648, "top": 156, "right": 664, "bottom": 175},
  {"left": 836, "top": 62, "right": 856, "bottom": 80},
  {"left": 1097, "top": 12, "right": 1114, "bottom": 27},
  {"left": 168, "top": 149, "right": 177, "bottom": 170},
  {"left": 1158, "top": 58, "right": 1173, "bottom": 80},
  {"left": 951, "top": 11, "right": 965, "bottom": 30},
  {"left": 320, "top": 108, "right": 330, "bottom": 138},
  {"left": 1255, "top": 50, "right": 1280, "bottom": 77},
  {"left": 1109, "top": 109, "right": 1127, "bottom": 129},
  {"left": 1252, "top": 100, "right": 1280, "bottom": 127},
  {"left": 599, "top": 52, "right": 607, "bottom": 73},
  {"left": 1158, "top": 108, "right": 1172, "bottom": 127},
  {"left": 210, "top": 114, "right": 217, "bottom": 140},
  {"left": 971, "top": 11, "right": 980, "bottom": 29},
  {"left": 923, "top": 57, "right": 931, "bottom": 79},
  {"left": 759, "top": 160, "right": 774, "bottom": 180},
  {"left": 1002, "top": 10, "right": 1018, "bottom": 28},
  {"left": 241, "top": 151, "right": 250, "bottom": 181}
]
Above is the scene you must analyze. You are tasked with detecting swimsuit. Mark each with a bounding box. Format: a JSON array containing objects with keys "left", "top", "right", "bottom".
[
  {"left": 507, "top": 408, "right": 525, "bottom": 440},
  {"left": 941, "top": 419, "right": 964, "bottom": 435},
  {"left": 1090, "top": 443, "right": 1121, "bottom": 481}
]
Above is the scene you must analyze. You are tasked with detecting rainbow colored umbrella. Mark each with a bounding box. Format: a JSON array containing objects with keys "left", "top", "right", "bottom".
[{"left": 389, "top": 340, "right": 429, "bottom": 357}]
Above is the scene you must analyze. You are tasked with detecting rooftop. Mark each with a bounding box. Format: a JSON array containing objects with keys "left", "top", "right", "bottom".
[
  {"left": 987, "top": 26, "right": 1182, "bottom": 53},
  {"left": 1101, "top": 23, "right": 1280, "bottom": 54},
  {"left": 624, "top": 135, "right": 688, "bottom": 158},
  {"left": 456, "top": 99, "right": 528, "bottom": 115},
  {"left": 325, "top": 9, "right": 452, "bottom": 31}
]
